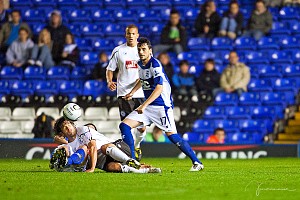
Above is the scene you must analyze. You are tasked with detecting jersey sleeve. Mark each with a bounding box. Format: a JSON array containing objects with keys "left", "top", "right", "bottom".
[
  {"left": 106, "top": 47, "right": 119, "bottom": 71},
  {"left": 77, "top": 126, "right": 93, "bottom": 146},
  {"left": 151, "top": 60, "right": 164, "bottom": 86}
]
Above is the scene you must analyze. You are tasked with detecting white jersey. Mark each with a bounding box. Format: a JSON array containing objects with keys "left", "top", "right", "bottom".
[{"left": 107, "top": 43, "right": 144, "bottom": 98}]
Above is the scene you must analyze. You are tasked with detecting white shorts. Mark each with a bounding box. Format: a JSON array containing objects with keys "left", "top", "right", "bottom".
[{"left": 126, "top": 105, "right": 177, "bottom": 133}]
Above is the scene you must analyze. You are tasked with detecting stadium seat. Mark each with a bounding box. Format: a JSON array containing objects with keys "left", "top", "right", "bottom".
[
  {"left": 103, "top": 0, "right": 126, "bottom": 9},
  {"left": 203, "top": 106, "right": 226, "bottom": 120},
  {"left": 214, "top": 93, "right": 238, "bottom": 106},
  {"left": 83, "top": 80, "right": 106, "bottom": 99},
  {"left": 289, "top": 20, "right": 300, "bottom": 35},
  {"left": 279, "top": 7, "right": 299, "bottom": 21},
  {"left": 291, "top": 50, "right": 300, "bottom": 63},
  {"left": 239, "top": 92, "right": 261, "bottom": 106},
  {"left": 24, "top": 66, "right": 46, "bottom": 80},
  {"left": 84, "top": 107, "right": 108, "bottom": 121},
  {"left": 182, "top": 132, "right": 206, "bottom": 143},
  {"left": 58, "top": 81, "right": 82, "bottom": 100},
  {"left": 92, "top": 39, "right": 114, "bottom": 52},
  {"left": 30, "top": 23, "right": 45, "bottom": 35},
  {"left": 67, "top": 23, "right": 82, "bottom": 37},
  {"left": 91, "top": 120, "right": 120, "bottom": 134},
  {"left": 34, "top": 81, "right": 58, "bottom": 101},
  {"left": 68, "top": 9, "right": 91, "bottom": 23},
  {"left": 0, "top": 121, "right": 22, "bottom": 135},
  {"left": 198, "top": 51, "right": 217, "bottom": 64},
  {"left": 229, "top": 132, "right": 263, "bottom": 144},
  {"left": 0, "top": 80, "right": 10, "bottom": 96},
  {"left": 282, "top": 64, "right": 300, "bottom": 77},
  {"left": 211, "top": 37, "right": 233, "bottom": 51},
  {"left": 47, "top": 66, "right": 70, "bottom": 80},
  {"left": 250, "top": 106, "right": 277, "bottom": 122},
  {"left": 21, "top": 121, "right": 35, "bottom": 136},
  {"left": 248, "top": 79, "right": 273, "bottom": 92},
  {"left": 239, "top": 8, "right": 251, "bottom": 19},
  {"left": 0, "top": 66, "right": 23, "bottom": 80},
  {"left": 192, "top": 119, "right": 215, "bottom": 133},
  {"left": 103, "top": 24, "right": 125, "bottom": 37},
  {"left": 214, "top": 119, "right": 240, "bottom": 133},
  {"left": 257, "top": 37, "right": 280, "bottom": 50},
  {"left": 260, "top": 92, "right": 287, "bottom": 107},
  {"left": 234, "top": 37, "right": 256, "bottom": 50},
  {"left": 10, "top": 81, "right": 34, "bottom": 100},
  {"left": 268, "top": 51, "right": 293, "bottom": 64},
  {"left": 239, "top": 120, "right": 267, "bottom": 134},
  {"left": 114, "top": 10, "right": 138, "bottom": 23},
  {"left": 138, "top": 10, "right": 161, "bottom": 23},
  {"left": 11, "top": 107, "right": 35, "bottom": 121},
  {"left": 183, "top": 8, "right": 200, "bottom": 21},
  {"left": 244, "top": 51, "right": 269, "bottom": 65},
  {"left": 91, "top": 9, "right": 114, "bottom": 22},
  {"left": 270, "top": 22, "right": 291, "bottom": 36},
  {"left": 32, "top": 0, "right": 56, "bottom": 8},
  {"left": 80, "top": 52, "right": 98, "bottom": 65},
  {"left": 22, "top": 9, "right": 45, "bottom": 23},
  {"left": 149, "top": 0, "right": 172, "bottom": 9},
  {"left": 11, "top": 0, "right": 32, "bottom": 8},
  {"left": 278, "top": 36, "right": 300, "bottom": 50},
  {"left": 226, "top": 106, "right": 251, "bottom": 120},
  {"left": 273, "top": 78, "right": 298, "bottom": 94},
  {"left": 177, "top": 52, "right": 199, "bottom": 65},
  {"left": 188, "top": 37, "right": 210, "bottom": 51},
  {"left": 126, "top": 0, "right": 149, "bottom": 9},
  {"left": 80, "top": 0, "right": 103, "bottom": 9},
  {"left": 0, "top": 107, "right": 11, "bottom": 121},
  {"left": 57, "top": 0, "right": 80, "bottom": 9},
  {"left": 70, "top": 67, "right": 90, "bottom": 80},
  {"left": 81, "top": 24, "right": 103, "bottom": 38},
  {"left": 258, "top": 65, "right": 282, "bottom": 78},
  {"left": 74, "top": 38, "right": 92, "bottom": 52},
  {"left": 108, "top": 107, "right": 120, "bottom": 120},
  {"left": 36, "top": 107, "right": 59, "bottom": 119}
]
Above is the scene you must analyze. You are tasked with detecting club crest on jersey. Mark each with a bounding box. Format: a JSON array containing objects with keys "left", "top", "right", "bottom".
[{"left": 125, "top": 60, "right": 138, "bottom": 69}]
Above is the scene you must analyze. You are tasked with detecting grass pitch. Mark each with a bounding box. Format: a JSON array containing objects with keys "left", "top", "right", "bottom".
[{"left": 0, "top": 158, "right": 299, "bottom": 200}]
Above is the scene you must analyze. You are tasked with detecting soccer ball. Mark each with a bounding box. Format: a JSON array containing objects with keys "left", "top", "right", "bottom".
[{"left": 62, "top": 103, "right": 82, "bottom": 121}]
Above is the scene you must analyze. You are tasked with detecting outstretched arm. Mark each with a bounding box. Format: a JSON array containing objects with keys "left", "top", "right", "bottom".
[{"left": 85, "top": 140, "right": 97, "bottom": 173}]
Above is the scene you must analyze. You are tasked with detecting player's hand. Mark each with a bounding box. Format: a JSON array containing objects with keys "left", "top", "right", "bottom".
[
  {"left": 123, "top": 92, "right": 133, "bottom": 100},
  {"left": 107, "top": 81, "right": 117, "bottom": 91},
  {"left": 85, "top": 168, "right": 95, "bottom": 173},
  {"left": 135, "top": 105, "right": 146, "bottom": 114},
  {"left": 225, "top": 88, "right": 234, "bottom": 93},
  {"left": 204, "top": 25, "right": 209, "bottom": 33}
]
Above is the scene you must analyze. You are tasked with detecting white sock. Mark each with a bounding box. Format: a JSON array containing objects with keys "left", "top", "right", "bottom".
[
  {"left": 134, "top": 128, "right": 146, "bottom": 148},
  {"left": 120, "top": 164, "right": 149, "bottom": 173},
  {"left": 106, "top": 146, "right": 130, "bottom": 163}
]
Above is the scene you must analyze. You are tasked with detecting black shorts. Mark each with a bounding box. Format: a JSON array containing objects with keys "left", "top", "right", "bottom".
[
  {"left": 117, "top": 97, "right": 144, "bottom": 120},
  {"left": 102, "top": 139, "right": 131, "bottom": 171}
]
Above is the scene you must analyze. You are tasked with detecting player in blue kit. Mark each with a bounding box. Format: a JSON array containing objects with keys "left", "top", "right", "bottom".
[{"left": 119, "top": 37, "right": 204, "bottom": 171}]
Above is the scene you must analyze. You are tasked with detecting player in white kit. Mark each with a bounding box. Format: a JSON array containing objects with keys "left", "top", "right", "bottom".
[
  {"left": 119, "top": 38, "right": 204, "bottom": 171},
  {"left": 106, "top": 24, "right": 146, "bottom": 160},
  {"left": 50, "top": 117, "right": 161, "bottom": 173}
]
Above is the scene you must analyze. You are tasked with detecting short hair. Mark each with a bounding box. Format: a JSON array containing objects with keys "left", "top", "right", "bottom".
[
  {"left": 170, "top": 8, "right": 180, "bottom": 15},
  {"left": 19, "top": 27, "right": 29, "bottom": 34},
  {"left": 137, "top": 37, "right": 152, "bottom": 49},
  {"left": 256, "top": 0, "right": 266, "bottom": 5},
  {"left": 179, "top": 60, "right": 189, "bottom": 67},
  {"left": 53, "top": 117, "right": 67, "bottom": 136},
  {"left": 229, "top": 0, "right": 239, "bottom": 7},
  {"left": 229, "top": 50, "right": 238, "bottom": 55},
  {"left": 11, "top": 10, "right": 21, "bottom": 15},
  {"left": 126, "top": 24, "right": 138, "bottom": 32},
  {"left": 214, "top": 128, "right": 225, "bottom": 135},
  {"left": 204, "top": 58, "right": 215, "bottom": 65}
]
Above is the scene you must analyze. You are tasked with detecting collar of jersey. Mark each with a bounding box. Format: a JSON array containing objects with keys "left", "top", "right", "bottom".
[{"left": 139, "top": 56, "right": 154, "bottom": 69}]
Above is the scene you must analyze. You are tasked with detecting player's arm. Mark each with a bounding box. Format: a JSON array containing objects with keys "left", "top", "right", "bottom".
[
  {"left": 53, "top": 135, "right": 68, "bottom": 144},
  {"left": 123, "top": 79, "right": 141, "bottom": 100},
  {"left": 85, "top": 139, "right": 97, "bottom": 173},
  {"left": 106, "top": 69, "right": 117, "bottom": 91}
]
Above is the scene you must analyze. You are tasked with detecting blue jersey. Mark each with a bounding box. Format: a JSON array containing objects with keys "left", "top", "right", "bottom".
[{"left": 137, "top": 57, "right": 173, "bottom": 108}]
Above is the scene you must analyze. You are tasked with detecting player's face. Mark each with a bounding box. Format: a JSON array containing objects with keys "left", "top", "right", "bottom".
[
  {"left": 138, "top": 43, "right": 151, "bottom": 63},
  {"left": 60, "top": 120, "right": 76, "bottom": 138},
  {"left": 125, "top": 27, "right": 139, "bottom": 47}
]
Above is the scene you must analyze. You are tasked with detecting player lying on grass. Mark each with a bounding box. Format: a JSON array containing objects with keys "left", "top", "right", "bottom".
[
  {"left": 119, "top": 37, "right": 204, "bottom": 171},
  {"left": 50, "top": 117, "right": 161, "bottom": 173}
]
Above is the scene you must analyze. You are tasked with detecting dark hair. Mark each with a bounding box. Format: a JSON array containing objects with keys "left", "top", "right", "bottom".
[
  {"left": 66, "top": 33, "right": 75, "bottom": 44},
  {"left": 204, "top": 58, "right": 215, "bottom": 65},
  {"left": 11, "top": 10, "right": 21, "bottom": 15},
  {"left": 201, "top": 0, "right": 215, "bottom": 13},
  {"left": 137, "top": 37, "right": 152, "bottom": 49},
  {"left": 214, "top": 128, "right": 225, "bottom": 135},
  {"left": 53, "top": 117, "right": 67, "bottom": 136},
  {"left": 229, "top": 0, "right": 239, "bottom": 7},
  {"left": 256, "top": 0, "right": 266, "bottom": 5},
  {"left": 179, "top": 60, "right": 189, "bottom": 67},
  {"left": 19, "top": 27, "right": 29, "bottom": 34},
  {"left": 170, "top": 8, "right": 180, "bottom": 15},
  {"left": 99, "top": 51, "right": 107, "bottom": 57}
]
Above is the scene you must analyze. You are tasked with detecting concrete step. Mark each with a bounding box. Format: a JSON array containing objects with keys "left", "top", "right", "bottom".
[
  {"left": 295, "top": 112, "right": 300, "bottom": 120},
  {"left": 285, "top": 126, "right": 300, "bottom": 134},
  {"left": 278, "top": 133, "right": 300, "bottom": 141},
  {"left": 288, "top": 120, "right": 300, "bottom": 126},
  {"left": 274, "top": 140, "right": 299, "bottom": 144}
]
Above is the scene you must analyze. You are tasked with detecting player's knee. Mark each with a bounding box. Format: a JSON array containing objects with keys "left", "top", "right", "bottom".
[
  {"left": 106, "top": 162, "right": 122, "bottom": 173},
  {"left": 119, "top": 122, "right": 131, "bottom": 132},
  {"left": 137, "top": 126, "right": 146, "bottom": 133},
  {"left": 102, "top": 144, "right": 115, "bottom": 155},
  {"left": 101, "top": 143, "right": 110, "bottom": 155}
]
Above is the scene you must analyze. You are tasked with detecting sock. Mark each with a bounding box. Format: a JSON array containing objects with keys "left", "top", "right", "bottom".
[
  {"left": 134, "top": 128, "right": 146, "bottom": 148},
  {"left": 67, "top": 149, "right": 85, "bottom": 165},
  {"left": 119, "top": 122, "right": 135, "bottom": 159},
  {"left": 120, "top": 164, "right": 149, "bottom": 173},
  {"left": 106, "top": 146, "right": 130, "bottom": 163},
  {"left": 168, "top": 134, "right": 201, "bottom": 164}
]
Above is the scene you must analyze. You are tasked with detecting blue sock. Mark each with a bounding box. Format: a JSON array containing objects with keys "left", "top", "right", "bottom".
[
  {"left": 168, "top": 134, "right": 201, "bottom": 164},
  {"left": 67, "top": 149, "right": 85, "bottom": 165},
  {"left": 119, "top": 122, "right": 135, "bottom": 159}
]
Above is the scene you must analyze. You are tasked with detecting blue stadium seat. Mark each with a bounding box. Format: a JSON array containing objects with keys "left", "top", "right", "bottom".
[
  {"left": 22, "top": 9, "right": 45, "bottom": 23},
  {"left": 203, "top": 106, "right": 226, "bottom": 120},
  {"left": 183, "top": 8, "right": 200, "bottom": 21},
  {"left": 239, "top": 92, "right": 261, "bottom": 106},
  {"left": 268, "top": 50, "right": 293, "bottom": 64},
  {"left": 30, "top": 23, "right": 45, "bottom": 35},
  {"left": 282, "top": 91, "right": 296, "bottom": 105},
  {"left": 80, "top": 0, "right": 103, "bottom": 9},
  {"left": 83, "top": 80, "right": 106, "bottom": 99},
  {"left": 24, "top": 66, "right": 46, "bottom": 80},
  {"left": 239, "top": 120, "right": 267, "bottom": 134},
  {"left": 226, "top": 106, "right": 251, "bottom": 120},
  {"left": 81, "top": 24, "right": 103, "bottom": 38},
  {"left": 103, "top": 0, "right": 126, "bottom": 9},
  {"left": 273, "top": 78, "right": 298, "bottom": 94},
  {"left": 278, "top": 36, "right": 300, "bottom": 50},
  {"left": 10, "top": 81, "right": 34, "bottom": 100},
  {"left": 291, "top": 50, "right": 300, "bottom": 63},
  {"left": 258, "top": 65, "right": 282, "bottom": 78},
  {"left": 183, "top": 132, "right": 206, "bottom": 143},
  {"left": 240, "top": 8, "right": 251, "bottom": 19},
  {"left": 173, "top": 0, "right": 194, "bottom": 8},
  {"left": 211, "top": 37, "right": 233, "bottom": 51},
  {"left": 32, "top": 0, "right": 56, "bottom": 8},
  {"left": 248, "top": 65, "right": 260, "bottom": 79},
  {"left": 47, "top": 66, "right": 70, "bottom": 80},
  {"left": 260, "top": 92, "right": 287, "bottom": 107},
  {"left": 194, "top": 0, "right": 206, "bottom": 6},
  {"left": 70, "top": 67, "right": 90, "bottom": 80},
  {"left": 114, "top": 10, "right": 138, "bottom": 23},
  {"left": 149, "top": 0, "right": 172, "bottom": 9},
  {"left": 244, "top": 51, "right": 269, "bottom": 65},
  {"left": 0, "top": 80, "right": 10, "bottom": 96},
  {"left": 11, "top": 0, "right": 32, "bottom": 8},
  {"left": 282, "top": 64, "right": 300, "bottom": 77},
  {"left": 103, "top": 24, "right": 125, "bottom": 37},
  {"left": 111, "top": 37, "right": 126, "bottom": 46},
  {"left": 59, "top": 81, "right": 82, "bottom": 99},
  {"left": 214, "top": 119, "right": 240, "bottom": 133},
  {"left": 289, "top": 20, "right": 300, "bottom": 36},
  {"left": 80, "top": 52, "right": 98, "bottom": 65},
  {"left": 198, "top": 52, "right": 217, "bottom": 64},
  {"left": 75, "top": 38, "right": 93, "bottom": 51},
  {"left": 270, "top": 22, "right": 291, "bottom": 36},
  {"left": 229, "top": 132, "right": 264, "bottom": 144},
  {"left": 279, "top": 7, "right": 299, "bottom": 21},
  {"left": 34, "top": 81, "right": 58, "bottom": 101},
  {"left": 57, "top": 0, "right": 80, "bottom": 9},
  {"left": 92, "top": 39, "right": 114, "bottom": 52},
  {"left": 126, "top": 0, "right": 149, "bottom": 9},
  {"left": 248, "top": 79, "right": 272, "bottom": 92},
  {"left": 0, "top": 66, "right": 23, "bottom": 80},
  {"left": 192, "top": 119, "right": 215, "bottom": 133},
  {"left": 250, "top": 106, "right": 277, "bottom": 121},
  {"left": 138, "top": 10, "right": 161, "bottom": 23},
  {"left": 234, "top": 37, "right": 256, "bottom": 50},
  {"left": 177, "top": 52, "right": 199, "bottom": 65},
  {"left": 214, "top": 93, "right": 238, "bottom": 106},
  {"left": 187, "top": 38, "right": 210, "bottom": 51},
  {"left": 68, "top": 10, "right": 91, "bottom": 23},
  {"left": 91, "top": 9, "right": 114, "bottom": 22},
  {"left": 68, "top": 23, "right": 82, "bottom": 37},
  {"left": 257, "top": 37, "right": 280, "bottom": 50}
]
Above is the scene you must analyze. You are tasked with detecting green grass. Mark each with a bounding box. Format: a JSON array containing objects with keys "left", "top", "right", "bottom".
[{"left": 0, "top": 158, "right": 300, "bottom": 200}]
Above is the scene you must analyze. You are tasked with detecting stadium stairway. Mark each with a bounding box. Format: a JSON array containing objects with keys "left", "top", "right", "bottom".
[{"left": 275, "top": 106, "right": 300, "bottom": 144}]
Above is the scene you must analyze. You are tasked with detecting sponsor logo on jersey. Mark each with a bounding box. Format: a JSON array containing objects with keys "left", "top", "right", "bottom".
[{"left": 125, "top": 60, "right": 138, "bottom": 69}]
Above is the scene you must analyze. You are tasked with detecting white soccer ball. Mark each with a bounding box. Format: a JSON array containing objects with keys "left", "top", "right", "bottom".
[{"left": 62, "top": 103, "right": 82, "bottom": 121}]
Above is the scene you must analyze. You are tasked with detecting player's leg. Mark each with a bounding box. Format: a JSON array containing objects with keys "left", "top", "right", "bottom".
[
  {"left": 66, "top": 145, "right": 88, "bottom": 166},
  {"left": 106, "top": 162, "right": 161, "bottom": 173}
]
